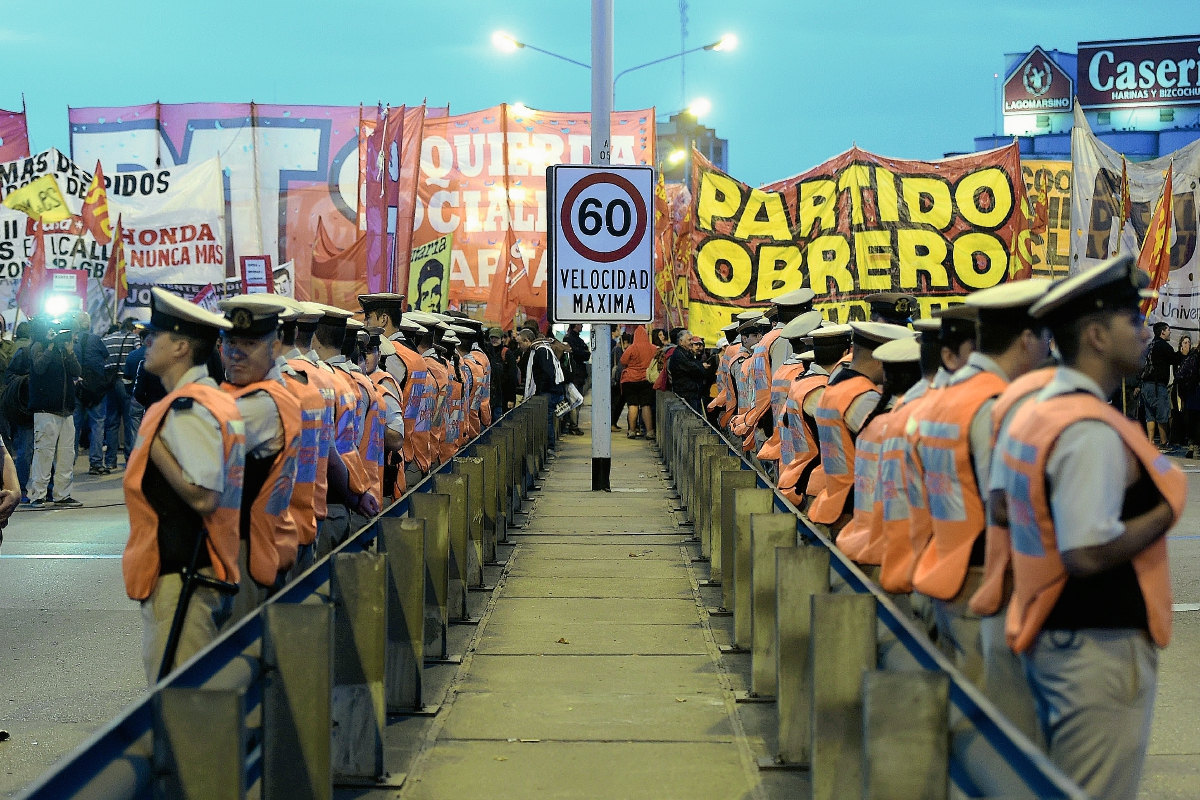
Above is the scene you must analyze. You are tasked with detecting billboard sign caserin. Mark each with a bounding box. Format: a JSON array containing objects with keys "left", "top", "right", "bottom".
[
  {"left": 547, "top": 164, "right": 654, "bottom": 323},
  {"left": 1004, "top": 46, "right": 1074, "bottom": 115},
  {"left": 1078, "top": 35, "right": 1200, "bottom": 109}
]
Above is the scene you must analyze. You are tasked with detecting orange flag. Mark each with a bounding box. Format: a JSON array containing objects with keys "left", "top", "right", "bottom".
[
  {"left": 81, "top": 161, "right": 113, "bottom": 245},
  {"left": 15, "top": 219, "right": 46, "bottom": 318},
  {"left": 103, "top": 216, "right": 128, "bottom": 304},
  {"left": 1138, "top": 164, "right": 1173, "bottom": 316}
]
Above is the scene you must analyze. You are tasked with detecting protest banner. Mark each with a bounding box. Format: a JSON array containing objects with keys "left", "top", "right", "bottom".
[
  {"left": 413, "top": 104, "right": 655, "bottom": 322},
  {"left": 684, "top": 143, "right": 1031, "bottom": 343},
  {"left": 69, "top": 103, "right": 366, "bottom": 302},
  {"left": 0, "top": 151, "right": 226, "bottom": 327},
  {"left": 408, "top": 233, "right": 452, "bottom": 312},
  {"left": 1070, "top": 104, "right": 1200, "bottom": 331},
  {"left": 1019, "top": 158, "right": 1072, "bottom": 279}
]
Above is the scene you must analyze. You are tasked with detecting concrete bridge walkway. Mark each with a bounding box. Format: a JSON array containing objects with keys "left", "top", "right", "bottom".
[{"left": 397, "top": 418, "right": 801, "bottom": 799}]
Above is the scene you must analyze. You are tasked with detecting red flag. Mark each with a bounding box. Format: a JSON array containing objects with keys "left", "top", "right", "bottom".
[
  {"left": 81, "top": 162, "right": 113, "bottom": 245},
  {"left": 15, "top": 219, "right": 46, "bottom": 318},
  {"left": 1138, "top": 165, "right": 1174, "bottom": 316},
  {"left": 103, "top": 216, "right": 128, "bottom": 303}
]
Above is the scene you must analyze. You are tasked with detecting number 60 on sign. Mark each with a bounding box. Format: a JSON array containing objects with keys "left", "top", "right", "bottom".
[{"left": 547, "top": 164, "right": 655, "bottom": 323}]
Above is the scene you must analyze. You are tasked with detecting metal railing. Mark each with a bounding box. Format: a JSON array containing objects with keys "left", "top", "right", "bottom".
[
  {"left": 656, "top": 391, "right": 1087, "bottom": 800},
  {"left": 17, "top": 398, "right": 549, "bottom": 800}
]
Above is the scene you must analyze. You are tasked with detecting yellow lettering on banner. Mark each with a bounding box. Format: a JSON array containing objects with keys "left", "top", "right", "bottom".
[
  {"left": 837, "top": 164, "right": 873, "bottom": 226},
  {"left": 733, "top": 189, "right": 791, "bottom": 240},
  {"left": 897, "top": 228, "right": 949, "bottom": 289},
  {"left": 955, "top": 167, "right": 1013, "bottom": 230},
  {"left": 807, "top": 234, "right": 853, "bottom": 295},
  {"left": 901, "top": 177, "right": 953, "bottom": 230},
  {"left": 875, "top": 166, "right": 900, "bottom": 223},
  {"left": 799, "top": 179, "right": 837, "bottom": 237},
  {"left": 952, "top": 232, "right": 1008, "bottom": 289},
  {"left": 754, "top": 244, "right": 804, "bottom": 300},
  {"left": 695, "top": 238, "right": 753, "bottom": 298},
  {"left": 854, "top": 230, "right": 894, "bottom": 291},
  {"left": 697, "top": 171, "right": 743, "bottom": 232}
]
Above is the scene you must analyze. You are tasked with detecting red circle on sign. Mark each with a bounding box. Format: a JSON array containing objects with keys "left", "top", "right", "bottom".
[{"left": 560, "top": 171, "right": 648, "bottom": 263}]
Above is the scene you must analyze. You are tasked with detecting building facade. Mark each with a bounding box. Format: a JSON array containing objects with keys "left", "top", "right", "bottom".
[{"left": 975, "top": 35, "right": 1200, "bottom": 160}]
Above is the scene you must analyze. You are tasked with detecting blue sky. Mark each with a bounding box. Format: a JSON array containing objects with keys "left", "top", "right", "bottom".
[{"left": 6, "top": 1, "right": 1196, "bottom": 186}]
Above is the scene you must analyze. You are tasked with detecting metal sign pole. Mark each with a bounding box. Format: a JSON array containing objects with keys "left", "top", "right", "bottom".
[{"left": 590, "top": 0, "right": 613, "bottom": 491}]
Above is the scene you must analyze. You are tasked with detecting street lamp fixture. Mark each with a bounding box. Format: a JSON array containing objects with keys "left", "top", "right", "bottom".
[
  {"left": 706, "top": 34, "right": 737, "bottom": 52},
  {"left": 493, "top": 31, "right": 522, "bottom": 52},
  {"left": 493, "top": 30, "right": 736, "bottom": 97},
  {"left": 686, "top": 98, "right": 712, "bottom": 118},
  {"left": 492, "top": 30, "right": 591, "bottom": 69},
  {"left": 668, "top": 149, "right": 687, "bottom": 165}
]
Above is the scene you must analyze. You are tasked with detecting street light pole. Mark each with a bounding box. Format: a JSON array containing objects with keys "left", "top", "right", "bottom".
[{"left": 590, "top": 0, "right": 613, "bottom": 492}]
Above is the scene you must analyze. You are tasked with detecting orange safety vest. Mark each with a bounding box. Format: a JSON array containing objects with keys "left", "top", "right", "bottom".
[
  {"left": 387, "top": 340, "right": 435, "bottom": 474},
  {"left": 288, "top": 358, "right": 335, "bottom": 522},
  {"left": 122, "top": 383, "right": 245, "bottom": 601},
  {"left": 280, "top": 366, "right": 326, "bottom": 547},
  {"left": 969, "top": 367, "right": 1057, "bottom": 615},
  {"left": 1001, "top": 392, "right": 1185, "bottom": 652},
  {"left": 808, "top": 374, "right": 877, "bottom": 525},
  {"left": 729, "top": 350, "right": 755, "bottom": 436},
  {"left": 466, "top": 349, "right": 492, "bottom": 427},
  {"left": 223, "top": 380, "right": 303, "bottom": 581},
  {"left": 707, "top": 343, "right": 741, "bottom": 427},
  {"left": 423, "top": 354, "right": 450, "bottom": 464},
  {"left": 873, "top": 388, "right": 939, "bottom": 593},
  {"left": 743, "top": 328, "right": 782, "bottom": 433},
  {"left": 322, "top": 365, "right": 371, "bottom": 497},
  {"left": 370, "top": 368, "right": 406, "bottom": 499},
  {"left": 909, "top": 371, "right": 1008, "bottom": 600},
  {"left": 442, "top": 368, "right": 465, "bottom": 462},
  {"left": 343, "top": 367, "right": 386, "bottom": 505},
  {"left": 757, "top": 360, "right": 807, "bottom": 463},
  {"left": 778, "top": 373, "right": 828, "bottom": 506},
  {"left": 835, "top": 407, "right": 889, "bottom": 562}
]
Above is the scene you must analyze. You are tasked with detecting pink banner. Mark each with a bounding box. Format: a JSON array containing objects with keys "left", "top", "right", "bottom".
[{"left": 0, "top": 108, "right": 29, "bottom": 163}]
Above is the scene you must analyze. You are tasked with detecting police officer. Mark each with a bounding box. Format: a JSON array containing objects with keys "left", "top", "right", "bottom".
[
  {"left": 807, "top": 322, "right": 910, "bottom": 533},
  {"left": 267, "top": 298, "right": 327, "bottom": 579},
  {"left": 123, "top": 289, "right": 243, "bottom": 683},
  {"left": 782, "top": 324, "right": 851, "bottom": 509},
  {"left": 864, "top": 292, "right": 919, "bottom": 326},
  {"left": 363, "top": 326, "right": 406, "bottom": 501},
  {"left": 756, "top": 310, "right": 822, "bottom": 476},
  {"left": 907, "top": 280, "right": 1053, "bottom": 687},
  {"left": 741, "top": 290, "right": 817, "bottom": 459},
  {"left": 729, "top": 313, "right": 770, "bottom": 456},
  {"left": 707, "top": 320, "right": 742, "bottom": 430},
  {"left": 406, "top": 311, "right": 452, "bottom": 468},
  {"left": 997, "top": 256, "right": 1184, "bottom": 800},
  {"left": 441, "top": 328, "right": 468, "bottom": 456},
  {"left": 359, "top": 293, "right": 435, "bottom": 491},
  {"left": 456, "top": 318, "right": 493, "bottom": 430},
  {"left": 838, "top": 335, "right": 923, "bottom": 567},
  {"left": 216, "top": 296, "right": 303, "bottom": 624},
  {"left": 307, "top": 304, "right": 378, "bottom": 548}
]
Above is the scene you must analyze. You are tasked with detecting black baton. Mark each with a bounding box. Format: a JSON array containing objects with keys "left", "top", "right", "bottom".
[{"left": 157, "top": 529, "right": 239, "bottom": 682}]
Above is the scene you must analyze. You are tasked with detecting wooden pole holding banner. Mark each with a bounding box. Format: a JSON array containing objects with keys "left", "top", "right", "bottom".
[{"left": 589, "top": 0, "right": 613, "bottom": 491}]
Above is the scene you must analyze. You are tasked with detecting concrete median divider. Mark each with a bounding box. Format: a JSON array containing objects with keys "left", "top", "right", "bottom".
[
  {"left": 719, "top": 470, "right": 758, "bottom": 617},
  {"left": 380, "top": 517, "right": 429, "bottom": 715},
  {"left": 452, "top": 457, "right": 487, "bottom": 588},
  {"left": 431, "top": 474, "right": 469, "bottom": 622},
  {"left": 650, "top": 392, "right": 1089, "bottom": 800},
  {"left": 408, "top": 492, "right": 452, "bottom": 664},
  {"left": 154, "top": 687, "right": 245, "bottom": 798}
]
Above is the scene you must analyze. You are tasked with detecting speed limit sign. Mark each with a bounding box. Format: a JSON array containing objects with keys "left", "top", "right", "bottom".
[{"left": 547, "top": 164, "right": 655, "bottom": 323}]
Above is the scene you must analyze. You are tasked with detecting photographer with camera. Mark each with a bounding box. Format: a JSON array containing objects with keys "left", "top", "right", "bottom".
[{"left": 27, "top": 316, "right": 82, "bottom": 507}]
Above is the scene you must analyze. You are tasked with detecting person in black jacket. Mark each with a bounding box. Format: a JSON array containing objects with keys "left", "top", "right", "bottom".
[
  {"left": 563, "top": 324, "right": 590, "bottom": 435},
  {"left": 490, "top": 328, "right": 519, "bottom": 411},
  {"left": 27, "top": 316, "right": 82, "bottom": 507},
  {"left": 72, "top": 312, "right": 111, "bottom": 474},
  {"left": 668, "top": 331, "right": 710, "bottom": 413},
  {"left": 1140, "top": 322, "right": 1180, "bottom": 450}
]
